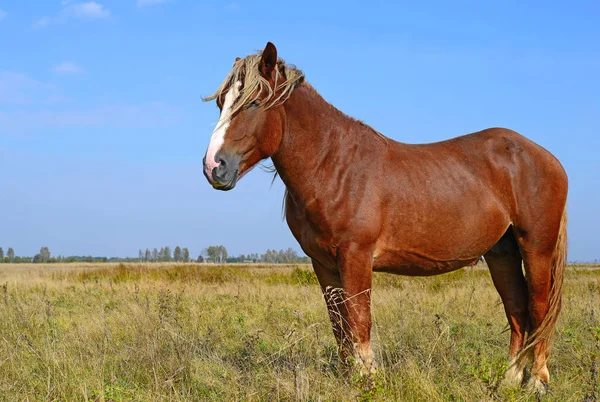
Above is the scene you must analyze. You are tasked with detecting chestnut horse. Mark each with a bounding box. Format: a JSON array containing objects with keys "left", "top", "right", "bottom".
[{"left": 202, "top": 42, "right": 568, "bottom": 391}]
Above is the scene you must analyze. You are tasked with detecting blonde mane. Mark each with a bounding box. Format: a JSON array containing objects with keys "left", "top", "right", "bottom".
[{"left": 203, "top": 52, "right": 305, "bottom": 120}]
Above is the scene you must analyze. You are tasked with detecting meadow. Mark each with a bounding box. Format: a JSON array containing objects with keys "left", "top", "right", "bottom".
[{"left": 0, "top": 262, "right": 598, "bottom": 401}]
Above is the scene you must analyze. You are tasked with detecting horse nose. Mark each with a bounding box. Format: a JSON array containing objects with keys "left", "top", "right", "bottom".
[
  {"left": 205, "top": 152, "right": 240, "bottom": 190},
  {"left": 212, "top": 156, "right": 228, "bottom": 182}
]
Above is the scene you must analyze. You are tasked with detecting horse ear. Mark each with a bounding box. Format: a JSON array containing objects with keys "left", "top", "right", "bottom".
[{"left": 259, "top": 42, "right": 277, "bottom": 78}]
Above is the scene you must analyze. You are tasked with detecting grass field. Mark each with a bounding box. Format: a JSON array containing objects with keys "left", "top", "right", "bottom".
[{"left": 0, "top": 262, "right": 598, "bottom": 401}]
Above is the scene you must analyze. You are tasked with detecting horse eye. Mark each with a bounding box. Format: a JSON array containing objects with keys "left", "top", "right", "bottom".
[{"left": 248, "top": 101, "right": 260, "bottom": 109}]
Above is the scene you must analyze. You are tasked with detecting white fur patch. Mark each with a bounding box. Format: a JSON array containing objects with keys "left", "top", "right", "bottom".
[
  {"left": 503, "top": 358, "right": 524, "bottom": 387},
  {"left": 204, "top": 81, "right": 241, "bottom": 178}
]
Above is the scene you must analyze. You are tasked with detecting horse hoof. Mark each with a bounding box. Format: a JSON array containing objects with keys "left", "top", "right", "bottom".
[
  {"left": 353, "top": 359, "right": 377, "bottom": 377},
  {"left": 526, "top": 377, "right": 549, "bottom": 395},
  {"left": 500, "top": 364, "right": 525, "bottom": 389}
]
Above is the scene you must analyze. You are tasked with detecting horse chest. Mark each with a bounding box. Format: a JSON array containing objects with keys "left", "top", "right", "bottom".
[{"left": 285, "top": 197, "right": 343, "bottom": 264}]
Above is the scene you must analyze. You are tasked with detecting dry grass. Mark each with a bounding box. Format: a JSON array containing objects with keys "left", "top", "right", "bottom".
[{"left": 0, "top": 262, "right": 598, "bottom": 401}]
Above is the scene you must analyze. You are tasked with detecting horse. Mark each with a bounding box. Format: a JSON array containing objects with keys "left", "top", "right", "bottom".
[{"left": 202, "top": 42, "right": 568, "bottom": 392}]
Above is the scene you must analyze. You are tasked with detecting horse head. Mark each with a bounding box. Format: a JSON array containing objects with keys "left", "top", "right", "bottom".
[{"left": 202, "top": 42, "right": 304, "bottom": 190}]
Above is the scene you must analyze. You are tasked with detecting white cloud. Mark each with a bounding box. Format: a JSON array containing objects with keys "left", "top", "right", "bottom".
[
  {"left": 32, "top": 2, "right": 110, "bottom": 28},
  {"left": 54, "top": 62, "right": 82, "bottom": 74},
  {"left": 67, "top": 2, "right": 110, "bottom": 19},
  {"left": 136, "top": 0, "right": 173, "bottom": 6},
  {"left": 0, "top": 71, "right": 185, "bottom": 134},
  {"left": 0, "top": 72, "right": 56, "bottom": 104},
  {"left": 0, "top": 9, "right": 7, "bottom": 21},
  {"left": 0, "top": 71, "right": 72, "bottom": 106}
]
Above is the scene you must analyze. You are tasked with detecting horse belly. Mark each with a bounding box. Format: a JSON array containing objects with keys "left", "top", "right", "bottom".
[
  {"left": 372, "top": 248, "right": 481, "bottom": 276},
  {"left": 372, "top": 207, "right": 508, "bottom": 276}
]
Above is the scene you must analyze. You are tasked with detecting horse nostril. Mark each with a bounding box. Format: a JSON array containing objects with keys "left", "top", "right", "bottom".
[
  {"left": 214, "top": 154, "right": 227, "bottom": 168},
  {"left": 212, "top": 156, "right": 228, "bottom": 182},
  {"left": 208, "top": 152, "right": 240, "bottom": 189},
  {"left": 212, "top": 165, "right": 223, "bottom": 182}
]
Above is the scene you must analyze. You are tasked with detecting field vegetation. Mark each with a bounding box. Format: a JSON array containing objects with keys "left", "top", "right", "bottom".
[{"left": 0, "top": 262, "right": 598, "bottom": 401}]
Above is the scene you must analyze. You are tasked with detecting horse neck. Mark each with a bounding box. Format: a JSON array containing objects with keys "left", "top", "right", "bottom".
[{"left": 272, "top": 83, "right": 385, "bottom": 202}]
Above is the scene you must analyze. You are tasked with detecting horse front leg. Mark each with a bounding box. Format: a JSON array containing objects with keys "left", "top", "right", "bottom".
[
  {"left": 336, "top": 243, "right": 375, "bottom": 373},
  {"left": 312, "top": 260, "right": 353, "bottom": 362},
  {"left": 313, "top": 244, "right": 375, "bottom": 374},
  {"left": 322, "top": 243, "right": 375, "bottom": 373}
]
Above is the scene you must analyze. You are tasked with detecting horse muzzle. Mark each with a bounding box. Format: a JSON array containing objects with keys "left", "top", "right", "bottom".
[{"left": 203, "top": 152, "right": 240, "bottom": 191}]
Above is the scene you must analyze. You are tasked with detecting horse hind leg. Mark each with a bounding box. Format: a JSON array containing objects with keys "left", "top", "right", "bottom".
[
  {"left": 519, "top": 251, "right": 561, "bottom": 392},
  {"left": 515, "top": 209, "right": 568, "bottom": 392},
  {"left": 520, "top": 252, "right": 553, "bottom": 392},
  {"left": 484, "top": 228, "right": 530, "bottom": 387}
]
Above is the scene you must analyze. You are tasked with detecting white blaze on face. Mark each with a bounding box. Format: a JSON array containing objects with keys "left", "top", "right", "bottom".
[{"left": 204, "top": 80, "right": 241, "bottom": 179}]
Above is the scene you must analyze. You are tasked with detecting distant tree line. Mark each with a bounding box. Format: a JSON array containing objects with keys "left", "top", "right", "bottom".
[
  {"left": 138, "top": 246, "right": 191, "bottom": 263},
  {"left": 0, "top": 246, "right": 143, "bottom": 263},
  {"left": 256, "top": 248, "right": 309, "bottom": 264},
  {"left": 0, "top": 247, "right": 17, "bottom": 262},
  {"left": 200, "top": 245, "right": 309, "bottom": 264},
  {"left": 0, "top": 246, "right": 47, "bottom": 263},
  {"left": 0, "top": 245, "right": 309, "bottom": 264}
]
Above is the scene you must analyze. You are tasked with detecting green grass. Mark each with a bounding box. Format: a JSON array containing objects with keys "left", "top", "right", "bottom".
[{"left": 0, "top": 262, "right": 598, "bottom": 401}]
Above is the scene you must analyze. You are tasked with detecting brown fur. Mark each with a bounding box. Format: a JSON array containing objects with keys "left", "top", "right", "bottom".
[
  {"left": 202, "top": 42, "right": 569, "bottom": 389},
  {"left": 520, "top": 209, "right": 567, "bottom": 359}
]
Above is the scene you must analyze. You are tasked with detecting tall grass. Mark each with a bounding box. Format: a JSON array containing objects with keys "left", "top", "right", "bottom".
[{"left": 0, "top": 263, "right": 598, "bottom": 401}]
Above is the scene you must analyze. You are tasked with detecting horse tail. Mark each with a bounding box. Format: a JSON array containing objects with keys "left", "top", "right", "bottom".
[{"left": 519, "top": 207, "right": 568, "bottom": 361}]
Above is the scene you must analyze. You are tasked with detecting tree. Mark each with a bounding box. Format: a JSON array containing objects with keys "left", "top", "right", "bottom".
[
  {"left": 216, "top": 245, "right": 227, "bottom": 263},
  {"left": 144, "top": 248, "right": 151, "bottom": 262},
  {"left": 204, "top": 245, "right": 228, "bottom": 263},
  {"left": 40, "top": 247, "right": 51, "bottom": 263},
  {"left": 285, "top": 247, "right": 298, "bottom": 262},
  {"left": 182, "top": 248, "right": 190, "bottom": 263},
  {"left": 0, "top": 247, "right": 3, "bottom": 260},
  {"left": 138, "top": 249, "right": 143, "bottom": 262},
  {"left": 174, "top": 246, "right": 182, "bottom": 262},
  {"left": 160, "top": 246, "right": 171, "bottom": 262},
  {"left": 152, "top": 248, "right": 158, "bottom": 262},
  {"left": 262, "top": 249, "right": 276, "bottom": 263},
  {"left": 205, "top": 246, "right": 215, "bottom": 262},
  {"left": 207, "top": 246, "right": 215, "bottom": 262},
  {"left": 7, "top": 248, "right": 14, "bottom": 261}
]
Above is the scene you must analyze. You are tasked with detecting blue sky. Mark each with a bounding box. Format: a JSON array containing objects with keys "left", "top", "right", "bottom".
[{"left": 0, "top": 1, "right": 598, "bottom": 261}]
